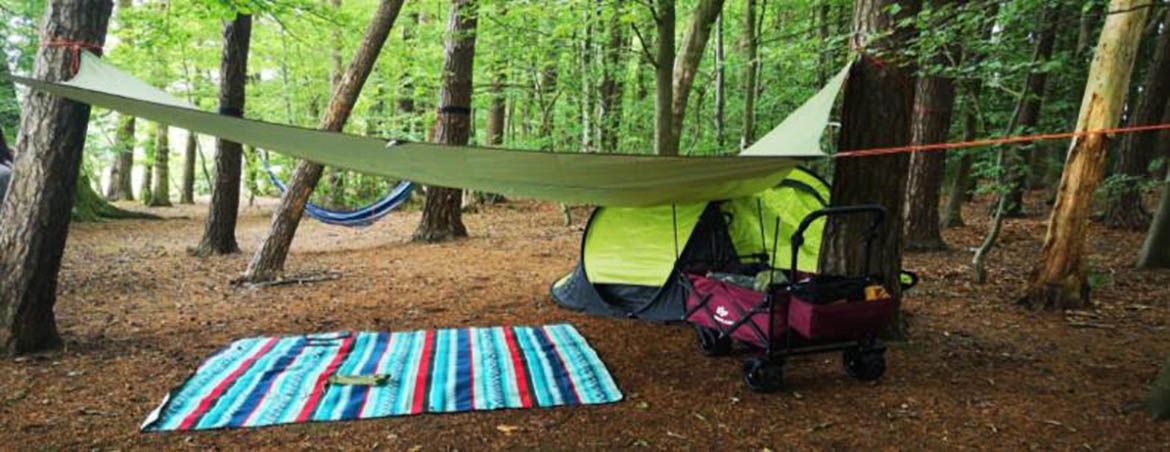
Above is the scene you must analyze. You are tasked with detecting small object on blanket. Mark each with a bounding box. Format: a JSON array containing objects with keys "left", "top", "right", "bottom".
[
  {"left": 141, "top": 324, "right": 622, "bottom": 432},
  {"left": 328, "top": 374, "right": 391, "bottom": 386}
]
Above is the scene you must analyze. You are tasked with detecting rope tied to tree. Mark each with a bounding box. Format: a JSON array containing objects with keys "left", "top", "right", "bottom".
[
  {"left": 43, "top": 40, "right": 103, "bottom": 76},
  {"left": 834, "top": 122, "right": 1170, "bottom": 159}
]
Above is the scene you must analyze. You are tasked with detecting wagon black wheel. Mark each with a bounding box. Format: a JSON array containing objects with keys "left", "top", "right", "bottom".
[
  {"left": 694, "top": 325, "right": 732, "bottom": 357},
  {"left": 742, "top": 357, "right": 783, "bottom": 393},
  {"left": 843, "top": 347, "right": 886, "bottom": 381}
]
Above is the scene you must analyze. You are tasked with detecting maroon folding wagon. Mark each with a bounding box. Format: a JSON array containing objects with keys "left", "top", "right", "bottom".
[{"left": 684, "top": 206, "right": 909, "bottom": 392}]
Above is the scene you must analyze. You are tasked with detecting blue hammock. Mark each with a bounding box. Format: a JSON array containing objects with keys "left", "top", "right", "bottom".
[{"left": 262, "top": 159, "right": 414, "bottom": 227}]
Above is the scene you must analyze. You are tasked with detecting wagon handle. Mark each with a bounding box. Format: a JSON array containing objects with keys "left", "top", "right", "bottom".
[{"left": 788, "top": 205, "right": 886, "bottom": 282}]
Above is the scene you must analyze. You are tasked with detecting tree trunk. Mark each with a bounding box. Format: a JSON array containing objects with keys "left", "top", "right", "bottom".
[
  {"left": 1158, "top": 100, "right": 1170, "bottom": 182},
  {"left": 148, "top": 124, "right": 171, "bottom": 207},
  {"left": 413, "top": 0, "right": 477, "bottom": 242},
  {"left": 819, "top": 0, "right": 918, "bottom": 339},
  {"left": 138, "top": 126, "right": 153, "bottom": 206},
  {"left": 1004, "top": 6, "right": 1059, "bottom": 217},
  {"left": 180, "top": 131, "right": 196, "bottom": 204},
  {"left": 941, "top": 82, "right": 980, "bottom": 229},
  {"left": 599, "top": 0, "right": 626, "bottom": 152},
  {"left": 740, "top": 0, "right": 758, "bottom": 150},
  {"left": 105, "top": 114, "right": 135, "bottom": 201},
  {"left": 816, "top": 0, "right": 830, "bottom": 86},
  {"left": 486, "top": 80, "right": 506, "bottom": 147},
  {"left": 713, "top": 13, "right": 726, "bottom": 147},
  {"left": 1020, "top": 0, "right": 1150, "bottom": 310},
  {"left": 667, "top": 0, "right": 725, "bottom": 155},
  {"left": 940, "top": 6, "right": 996, "bottom": 229},
  {"left": 324, "top": 0, "right": 347, "bottom": 210},
  {"left": 0, "top": 0, "right": 113, "bottom": 356},
  {"left": 192, "top": 13, "right": 252, "bottom": 256},
  {"left": 903, "top": 2, "right": 958, "bottom": 251},
  {"left": 1104, "top": 9, "right": 1170, "bottom": 230},
  {"left": 653, "top": 0, "right": 676, "bottom": 156},
  {"left": 1146, "top": 356, "right": 1170, "bottom": 420},
  {"left": 242, "top": 0, "right": 406, "bottom": 282},
  {"left": 903, "top": 75, "right": 955, "bottom": 251},
  {"left": 1077, "top": 2, "right": 1102, "bottom": 59},
  {"left": 1137, "top": 171, "right": 1170, "bottom": 268}
]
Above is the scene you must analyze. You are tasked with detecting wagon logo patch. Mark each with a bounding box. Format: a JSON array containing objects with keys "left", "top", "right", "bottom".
[{"left": 714, "top": 306, "right": 734, "bottom": 326}]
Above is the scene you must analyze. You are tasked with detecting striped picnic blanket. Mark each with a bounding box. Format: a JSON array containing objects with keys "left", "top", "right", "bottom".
[{"left": 142, "top": 324, "right": 622, "bottom": 431}]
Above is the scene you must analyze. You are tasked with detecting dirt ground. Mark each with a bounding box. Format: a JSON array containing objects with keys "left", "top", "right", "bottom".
[{"left": 1, "top": 193, "right": 1168, "bottom": 450}]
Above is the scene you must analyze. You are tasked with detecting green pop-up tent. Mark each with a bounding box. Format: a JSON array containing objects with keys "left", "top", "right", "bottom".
[{"left": 551, "top": 167, "right": 830, "bottom": 321}]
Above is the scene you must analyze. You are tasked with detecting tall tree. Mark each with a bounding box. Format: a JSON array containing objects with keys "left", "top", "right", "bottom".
[
  {"left": 1104, "top": 8, "right": 1170, "bottom": 230},
  {"left": 903, "top": 0, "right": 961, "bottom": 251},
  {"left": 105, "top": 114, "right": 135, "bottom": 201},
  {"left": 819, "top": 0, "right": 919, "bottom": 337},
  {"left": 192, "top": 13, "right": 252, "bottom": 256},
  {"left": 1019, "top": 0, "right": 1151, "bottom": 310},
  {"left": 1004, "top": 5, "right": 1060, "bottom": 217},
  {"left": 243, "top": 0, "right": 407, "bottom": 282},
  {"left": 599, "top": 0, "right": 627, "bottom": 152},
  {"left": 0, "top": 0, "right": 114, "bottom": 355},
  {"left": 147, "top": 124, "right": 171, "bottom": 207},
  {"left": 180, "top": 131, "right": 196, "bottom": 204},
  {"left": 325, "top": 0, "right": 348, "bottom": 209},
  {"left": 138, "top": 126, "right": 153, "bottom": 206},
  {"left": 713, "top": 12, "right": 726, "bottom": 147},
  {"left": 652, "top": 0, "right": 675, "bottom": 156},
  {"left": 939, "top": 2, "right": 999, "bottom": 229},
  {"left": 666, "top": 0, "right": 725, "bottom": 155},
  {"left": 740, "top": 0, "right": 758, "bottom": 149},
  {"left": 413, "top": 0, "right": 478, "bottom": 242}
]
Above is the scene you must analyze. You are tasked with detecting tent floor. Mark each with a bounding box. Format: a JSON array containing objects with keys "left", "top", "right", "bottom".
[{"left": 2, "top": 194, "right": 1167, "bottom": 449}]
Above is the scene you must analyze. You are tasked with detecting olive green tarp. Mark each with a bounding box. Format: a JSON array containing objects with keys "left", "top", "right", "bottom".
[{"left": 9, "top": 52, "right": 849, "bottom": 207}]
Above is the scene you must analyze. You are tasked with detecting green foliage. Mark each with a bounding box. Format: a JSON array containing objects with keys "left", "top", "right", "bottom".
[{"left": 0, "top": 0, "right": 1137, "bottom": 209}]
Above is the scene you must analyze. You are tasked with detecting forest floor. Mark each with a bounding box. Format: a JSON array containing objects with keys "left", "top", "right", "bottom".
[{"left": 1, "top": 193, "right": 1168, "bottom": 450}]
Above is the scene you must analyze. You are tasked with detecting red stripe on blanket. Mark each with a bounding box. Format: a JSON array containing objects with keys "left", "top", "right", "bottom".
[
  {"left": 295, "top": 334, "right": 355, "bottom": 422},
  {"left": 178, "top": 337, "right": 279, "bottom": 430}
]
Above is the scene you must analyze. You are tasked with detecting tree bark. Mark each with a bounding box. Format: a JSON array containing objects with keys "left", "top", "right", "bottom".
[
  {"left": 599, "top": 0, "right": 626, "bottom": 152},
  {"left": 325, "top": 0, "right": 347, "bottom": 210},
  {"left": 0, "top": 0, "right": 113, "bottom": 356},
  {"left": 740, "top": 0, "right": 758, "bottom": 150},
  {"left": 138, "top": 127, "right": 153, "bottom": 206},
  {"left": 242, "top": 0, "right": 406, "bottom": 282},
  {"left": 941, "top": 82, "right": 980, "bottom": 229},
  {"left": 1138, "top": 171, "right": 1170, "bottom": 268},
  {"left": 667, "top": 0, "right": 725, "bottom": 155},
  {"left": 105, "top": 114, "right": 135, "bottom": 201},
  {"left": 713, "top": 13, "right": 726, "bottom": 147},
  {"left": 180, "top": 131, "right": 196, "bottom": 204},
  {"left": 1104, "top": 9, "right": 1170, "bottom": 230},
  {"left": 1146, "top": 356, "right": 1170, "bottom": 420},
  {"left": 147, "top": 124, "right": 171, "bottom": 207},
  {"left": 904, "top": 1, "right": 958, "bottom": 251},
  {"left": 653, "top": 0, "right": 676, "bottom": 156},
  {"left": 903, "top": 74, "right": 955, "bottom": 251},
  {"left": 1020, "top": 0, "right": 1150, "bottom": 310},
  {"left": 192, "top": 13, "right": 252, "bottom": 256},
  {"left": 413, "top": 0, "right": 477, "bottom": 242},
  {"left": 1005, "top": 6, "right": 1059, "bottom": 217},
  {"left": 819, "top": 0, "right": 919, "bottom": 339}
]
